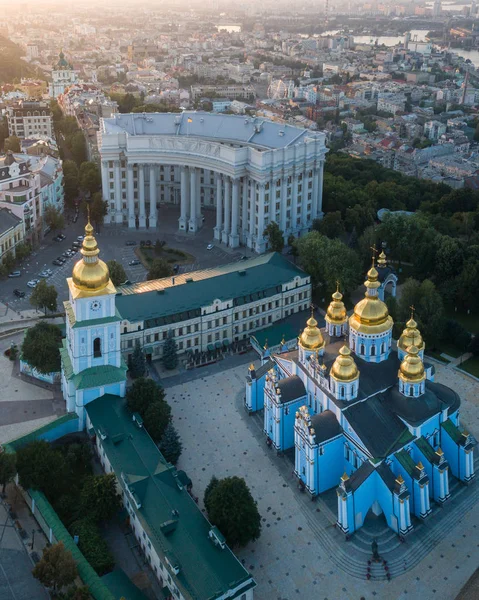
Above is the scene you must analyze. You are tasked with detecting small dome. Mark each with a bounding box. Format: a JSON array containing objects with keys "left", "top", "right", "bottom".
[
  {"left": 377, "top": 250, "right": 387, "bottom": 268},
  {"left": 349, "top": 264, "right": 392, "bottom": 335},
  {"left": 325, "top": 286, "right": 347, "bottom": 325},
  {"left": 398, "top": 345, "right": 425, "bottom": 383},
  {"left": 331, "top": 345, "right": 359, "bottom": 383},
  {"left": 72, "top": 219, "right": 111, "bottom": 293},
  {"left": 398, "top": 317, "right": 425, "bottom": 354},
  {"left": 299, "top": 313, "right": 325, "bottom": 351}
]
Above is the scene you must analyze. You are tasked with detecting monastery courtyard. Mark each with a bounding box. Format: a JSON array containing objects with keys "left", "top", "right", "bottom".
[{"left": 165, "top": 356, "right": 479, "bottom": 600}]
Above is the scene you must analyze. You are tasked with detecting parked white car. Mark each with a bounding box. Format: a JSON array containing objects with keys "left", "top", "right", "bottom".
[{"left": 27, "top": 279, "right": 40, "bottom": 288}]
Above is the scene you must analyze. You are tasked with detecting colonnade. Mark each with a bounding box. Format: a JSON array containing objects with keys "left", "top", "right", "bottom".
[{"left": 102, "top": 159, "right": 325, "bottom": 252}]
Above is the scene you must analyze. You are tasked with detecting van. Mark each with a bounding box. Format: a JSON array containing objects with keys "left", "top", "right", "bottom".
[{"left": 8, "top": 271, "right": 21, "bottom": 278}]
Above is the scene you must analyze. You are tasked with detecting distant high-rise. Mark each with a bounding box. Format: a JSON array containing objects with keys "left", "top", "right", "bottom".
[{"left": 433, "top": 0, "right": 442, "bottom": 17}]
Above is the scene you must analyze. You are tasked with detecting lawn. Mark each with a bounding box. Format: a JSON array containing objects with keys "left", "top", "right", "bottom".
[
  {"left": 137, "top": 244, "right": 195, "bottom": 267},
  {"left": 445, "top": 308, "right": 479, "bottom": 335},
  {"left": 458, "top": 356, "right": 479, "bottom": 378},
  {"left": 425, "top": 351, "right": 450, "bottom": 364},
  {"left": 435, "top": 342, "right": 462, "bottom": 359}
]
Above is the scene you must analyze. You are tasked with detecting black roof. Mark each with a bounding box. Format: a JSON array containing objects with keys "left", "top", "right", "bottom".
[
  {"left": 376, "top": 264, "right": 396, "bottom": 283},
  {"left": 344, "top": 462, "right": 374, "bottom": 492},
  {"left": 377, "top": 462, "right": 398, "bottom": 492},
  {"left": 310, "top": 410, "right": 342, "bottom": 444},
  {"left": 343, "top": 395, "right": 413, "bottom": 459},
  {"left": 255, "top": 359, "right": 274, "bottom": 379},
  {"left": 0, "top": 208, "right": 21, "bottom": 235},
  {"left": 276, "top": 375, "right": 306, "bottom": 404}
]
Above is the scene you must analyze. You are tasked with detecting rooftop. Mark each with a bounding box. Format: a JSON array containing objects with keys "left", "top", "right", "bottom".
[
  {"left": 0, "top": 208, "right": 22, "bottom": 236},
  {"left": 101, "top": 111, "right": 325, "bottom": 150},
  {"left": 86, "top": 395, "right": 255, "bottom": 600},
  {"left": 115, "top": 253, "right": 307, "bottom": 325}
]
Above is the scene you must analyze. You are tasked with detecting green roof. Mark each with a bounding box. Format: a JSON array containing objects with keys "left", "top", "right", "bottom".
[
  {"left": 73, "top": 315, "right": 121, "bottom": 329},
  {"left": 2, "top": 413, "right": 79, "bottom": 454},
  {"left": 415, "top": 436, "right": 437, "bottom": 462},
  {"left": 441, "top": 418, "right": 462, "bottom": 443},
  {"left": 86, "top": 395, "right": 255, "bottom": 600},
  {"left": 102, "top": 569, "right": 148, "bottom": 600},
  {"left": 395, "top": 449, "right": 417, "bottom": 477},
  {"left": 116, "top": 252, "right": 306, "bottom": 325},
  {"left": 29, "top": 490, "right": 115, "bottom": 600}
]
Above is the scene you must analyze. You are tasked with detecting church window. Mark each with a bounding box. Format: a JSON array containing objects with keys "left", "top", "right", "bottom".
[
  {"left": 341, "top": 387, "right": 345, "bottom": 398},
  {"left": 360, "top": 344, "right": 365, "bottom": 355},
  {"left": 93, "top": 337, "right": 102, "bottom": 358},
  {"left": 285, "top": 407, "right": 289, "bottom": 415},
  {"left": 319, "top": 447, "right": 324, "bottom": 456},
  {"left": 381, "top": 343, "right": 385, "bottom": 354},
  {"left": 409, "top": 386, "right": 414, "bottom": 397},
  {"left": 371, "top": 346, "right": 376, "bottom": 356},
  {"left": 138, "top": 325, "right": 141, "bottom": 331},
  {"left": 302, "top": 466, "right": 306, "bottom": 475}
]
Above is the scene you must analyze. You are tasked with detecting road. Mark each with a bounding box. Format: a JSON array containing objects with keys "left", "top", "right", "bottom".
[{"left": 1, "top": 206, "right": 250, "bottom": 312}]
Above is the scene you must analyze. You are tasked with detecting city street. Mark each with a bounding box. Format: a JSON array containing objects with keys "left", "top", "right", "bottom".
[{"left": 1, "top": 206, "right": 250, "bottom": 312}]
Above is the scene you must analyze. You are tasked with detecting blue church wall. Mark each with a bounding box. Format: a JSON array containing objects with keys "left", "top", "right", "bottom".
[
  {"left": 318, "top": 436, "right": 344, "bottom": 493},
  {"left": 251, "top": 376, "right": 267, "bottom": 412},
  {"left": 281, "top": 400, "right": 304, "bottom": 450},
  {"left": 441, "top": 428, "right": 461, "bottom": 479},
  {"left": 419, "top": 415, "right": 441, "bottom": 444},
  {"left": 343, "top": 436, "right": 370, "bottom": 478},
  {"left": 83, "top": 382, "right": 123, "bottom": 405},
  {"left": 346, "top": 472, "right": 376, "bottom": 532},
  {"left": 376, "top": 473, "right": 397, "bottom": 532},
  {"left": 390, "top": 456, "right": 424, "bottom": 518}
]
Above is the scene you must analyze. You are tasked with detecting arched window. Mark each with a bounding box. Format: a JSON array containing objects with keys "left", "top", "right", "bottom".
[
  {"left": 371, "top": 346, "right": 376, "bottom": 356},
  {"left": 360, "top": 344, "right": 365, "bottom": 355},
  {"left": 341, "top": 387, "right": 345, "bottom": 398},
  {"left": 409, "top": 386, "right": 414, "bottom": 397},
  {"left": 381, "top": 343, "right": 385, "bottom": 354},
  {"left": 93, "top": 337, "right": 102, "bottom": 358}
]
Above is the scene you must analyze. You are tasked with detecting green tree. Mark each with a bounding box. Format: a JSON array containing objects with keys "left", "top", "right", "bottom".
[
  {"left": 32, "top": 542, "right": 78, "bottom": 594},
  {"left": 3, "top": 135, "right": 20, "bottom": 153},
  {"left": 154, "top": 239, "right": 166, "bottom": 254},
  {"left": 295, "top": 231, "right": 362, "bottom": 297},
  {"left": 70, "top": 131, "right": 87, "bottom": 165},
  {"left": 144, "top": 400, "right": 172, "bottom": 443},
  {"left": 313, "top": 211, "right": 345, "bottom": 239},
  {"left": 158, "top": 423, "right": 182, "bottom": 464},
  {"left": 0, "top": 452, "right": 16, "bottom": 493},
  {"left": 79, "top": 162, "right": 101, "bottom": 195},
  {"left": 0, "top": 117, "right": 8, "bottom": 151},
  {"left": 86, "top": 192, "right": 108, "bottom": 230},
  {"left": 30, "top": 279, "right": 58, "bottom": 314},
  {"left": 162, "top": 333, "right": 178, "bottom": 370},
  {"left": 21, "top": 322, "right": 62, "bottom": 374},
  {"left": 263, "top": 221, "right": 284, "bottom": 253},
  {"left": 44, "top": 205, "right": 65, "bottom": 233},
  {"left": 399, "top": 278, "right": 445, "bottom": 349},
  {"left": 126, "top": 377, "right": 166, "bottom": 415},
  {"left": 14, "top": 242, "right": 32, "bottom": 261},
  {"left": 147, "top": 257, "right": 173, "bottom": 280},
  {"left": 16, "top": 440, "right": 69, "bottom": 499},
  {"left": 106, "top": 260, "right": 126, "bottom": 286},
  {"left": 69, "top": 518, "right": 114, "bottom": 575},
  {"left": 474, "top": 123, "right": 479, "bottom": 143},
  {"left": 62, "top": 160, "right": 80, "bottom": 207},
  {"left": 129, "top": 339, "right": 146, "bottom": 378},
  {"left": 80, "top": 474, "right": 121, "bottom": 523},
  {"left": 204, "top": 476, "right": 261, "bottom": 548}
]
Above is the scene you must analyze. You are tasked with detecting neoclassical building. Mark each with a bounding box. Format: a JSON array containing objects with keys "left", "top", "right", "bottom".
[
  {"left": 246, "top": 257, "right": 476, "bottom": 537},
  {"left": 98, "top": 112, "right": 327, "bottom": 253}
]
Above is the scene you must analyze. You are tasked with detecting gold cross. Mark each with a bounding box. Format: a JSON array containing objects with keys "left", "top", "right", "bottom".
[
  {"left": 336, "top": 280, "right": 340, "bottom": 292},
  {"left": 370, "top": 244, "right": 378, "bottom": 266},
  {"left": 409, "top": 305, "right": 415, "bottom": 320}
]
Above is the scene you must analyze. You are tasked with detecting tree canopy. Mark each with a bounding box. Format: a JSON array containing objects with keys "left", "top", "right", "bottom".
[
  {"left": 147, "top": 257, "right": 173, "bottom": 280},
  {"left": 79, "top": 474, "right": 121, "bottom": 523},
  {"left": 0, "top": 452, "right": 16, "bottom": 493},
  {"left": 44, "top": 205, "right": 65, "bottom": 233},
  {"left": 126, "top": 377, "right": 166, "bottom": 414},
  {"left": 106, "top": 260, "right": 126, "bottom": 286},
  {"left": 264, "top": 221, "right": 285, "bottom": 253},
  {"left": 30, "top": 279, "right": 58, "bottom": 314},
  {"left": 32, "top": 542, "right": 78, "bottom": 594},
  {"left": 21, "top": 322, "right": 62, "bottom": 374}
]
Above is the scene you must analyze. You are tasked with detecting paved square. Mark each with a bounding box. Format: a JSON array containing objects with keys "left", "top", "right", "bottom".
[{"left": 167, "top": 360, "right": 479, "bottom": 600}]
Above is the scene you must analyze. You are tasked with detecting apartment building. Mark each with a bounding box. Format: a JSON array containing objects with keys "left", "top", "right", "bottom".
[{"left": 6, "top": 101, "right": 54, "bottom": 139}]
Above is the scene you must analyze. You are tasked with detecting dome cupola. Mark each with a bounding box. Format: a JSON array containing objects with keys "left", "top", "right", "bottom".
[
  {"left": 398, "top": 311, "right": 425, "bottom": 360},
  {"left": 330, "top": 344, "right": 359, "bottom": 401},
  {"left": 298, "top": 309, "right": 325, "bottom": 363},
  {"left": 398, "top": 345, "right": 426, "bottom": 397},
  {"left": 325, "top": 284, "right": 348, "bottom": 338}
]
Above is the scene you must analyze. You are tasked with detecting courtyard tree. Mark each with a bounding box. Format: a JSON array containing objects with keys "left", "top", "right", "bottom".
[
  {"left": 30, "top": 279, "right": 58, "bottom": 314},
  {"left": 85, "top": 192, "right": 108, "bottom": 230},
  {"left": 32, "top": 542, "right": 78, "bottom": 594},
  {"left": 126, "top": 377, "right": 166, "bottom": 415},
  {"left": 62, "top": 159, "right": 80, "bottom": 207},
  {"left": 3, "top": 135, "right": 20, "bottom": 153},
  {"left": 128, "top": 339, "right": 146, "bottom": 379},
  {"left": 69, "top": 518, "right": 114, "bottom": 574},
  {"left": 158, "top": 423, "right": 183, "bottom": 464},
  {"left": 106, "top": 260, "right": 126, "bottom": 286},
  {"left": 144, "top": 399, "right": 172, "bottom": 443},
  {"left": 16, "top": 440, "right": 69, "bottom": 499},
  {"left": 204, "top": 476, "right": 261, "bottom": 548},
  {"left": 0, "top": 452, "right": 16, "bottom": 493},
  {"left": 79, "top": 161, "right": 101, "bottom": 195},
  {"left": 44, "top": 205, "right": 65, "bottom": 234},
  {"left": 263, "top": 222, "right": 284, "bottom": 253},
  {"left": 313, "top": 211, "right": 345, "bottom": 239},
  {"left": 80, "top": 473, "right": 121, "bottom": 523},
  {"left": 147, "top": 257, "right": 173, "bottom": 280},
  {"left": 70, "top": 130, "right": 87, "bottom": 165},
  {"left": 162, "top": 333, "right": 178, "bottom": 370},
  {"left": 21, "top": 322, "right": 62, "bottom": 374}
]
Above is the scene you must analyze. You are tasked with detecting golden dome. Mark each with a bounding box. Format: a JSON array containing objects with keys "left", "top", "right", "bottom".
[
  {"left": 330, "top": 344, "right": 359, "bottom": 383},
  {"left": 377, "top": 250, "right": 387, "bottom": 268},
  {"left": 325, "top": 286, "right": 347, "bottom": 325},
  {"left": 398, "top": 316, "right": 425, "bottom": 354},
  {"left": 349, "top": 264, "right": 393, "bottom": 335},
  {"left": 299, "top": 313, "right": 325, "bottom": 351},
  {"left": 72, "top": 218, "right": 111, "bottom": 294},
  {"left": 398, "top": 345, "right": 425, "bottom": 383}
]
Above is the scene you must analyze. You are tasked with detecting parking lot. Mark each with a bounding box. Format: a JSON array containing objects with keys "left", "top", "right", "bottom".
[{"left": 0, "top": 206, "right": 251, "bottom": 312}]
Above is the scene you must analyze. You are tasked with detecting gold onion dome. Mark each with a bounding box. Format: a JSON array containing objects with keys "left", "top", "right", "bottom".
[
  {"left": 349, "top": 264, "right": 393, "bottom": 335},
  {"left": 377, "top": 250, "right": 387, "bottom": 268},
  {"left": 331, "top": 344, "right": 359, "bottom": 382},
  {"left": 299, "top": 312, "right": 325, "bottom": 351},
  {"left": 398, "top": 316, "right": 425, "bottom": 354},
  {"left": 72, "top": 218, "right": 111, "bottom": 293},
  {"left": 398, "top": 345, "right": 425, "bottom": 383},
  {"left": 325, "top": 286, "right": 347, "bottom": 325}
]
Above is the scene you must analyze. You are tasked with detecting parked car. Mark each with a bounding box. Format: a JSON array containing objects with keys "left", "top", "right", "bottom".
[
  {"left": 70, "top": 247, "right": 78, "bottom": 253},
  {"left": 27, "top": 279, "right": 40, "bottom": 288},
  {"left": 56, "top": 257, "right": 66, "bottom": 264},
  {"left": 125, "top": 240, "right": 136, "bottom": 246},
  {"left": 13, "top": 289, "right": 25, "bottom": 298},
  {"left": 129, "top": 259, "right": 141, "bottom": 266},
  {"left": 72, "top": 240, "right": 81, "bottom": 247},
  {"left": 206, "top": 244, "right": 214, "bottom": 250},
  {"left": 52, "top": 259, "right": 62, "bottom": 266},
  {"left": 39, "top": 271, "right": 50, "bottom": 278},
  {"left": 145, "top": 240, "right": 152, "bottom": 246},
  {"left": 8, "top": 271, "right": 21, "bottom": 278},
  {"left": 77, "top": 235, "right": 84, "bottom": 241}
]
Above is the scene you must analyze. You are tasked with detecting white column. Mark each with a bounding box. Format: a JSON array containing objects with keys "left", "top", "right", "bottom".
[
  {"left": 188, "top": 167, "right": 197, "bottom": 232},
  {"left": 301, "top": 171, "right": 309, "bottom": 229},
  {"left": 138, "top": 164, "right": 146, "bottom": 227},
  {"left": 114, "top": 160, "right": 122, "bottom": 224},
  {"left": 311, "top": 166, "right": 319, "bottom": 221},
  {"left": 149, "top": 165, "right": 157, "bottom": 228},
  {"left": 291, "top": 173, "right": 298, "bottom": 234},
  {"left": 249, "top": 179, "right": 255, "bottom": 246},
  {"left": 229, "top": 178, "right": 240, "bottom": 248},
  {"left": 196, "top": 168, "right": 202, "bottom": 228},
  {"left": 256, "top": 183, "right": 266, "bottom": 253},
  {"left": 241, "top": 176, "right": 248, "bottom": 245},
  {"left": 179, "top": 166, "right": 188, "bottom": 230},
  {"left": 318, "top": 160, "right": 324, "bottom": 217},
  {"left": 214, "top": 173, "right": 222, "bottom": 241},
  {"left": 222, "top": 176, "right": 231, "bottom": 244},
  {"left": 101, "top": 161, "right": 110, "bottom": 223},
  {"left": 281, "top": 173, "right": 288, "bottom": 233},
  {"left": 127, "top": 163, "right": 135, "bottom": 228}
]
